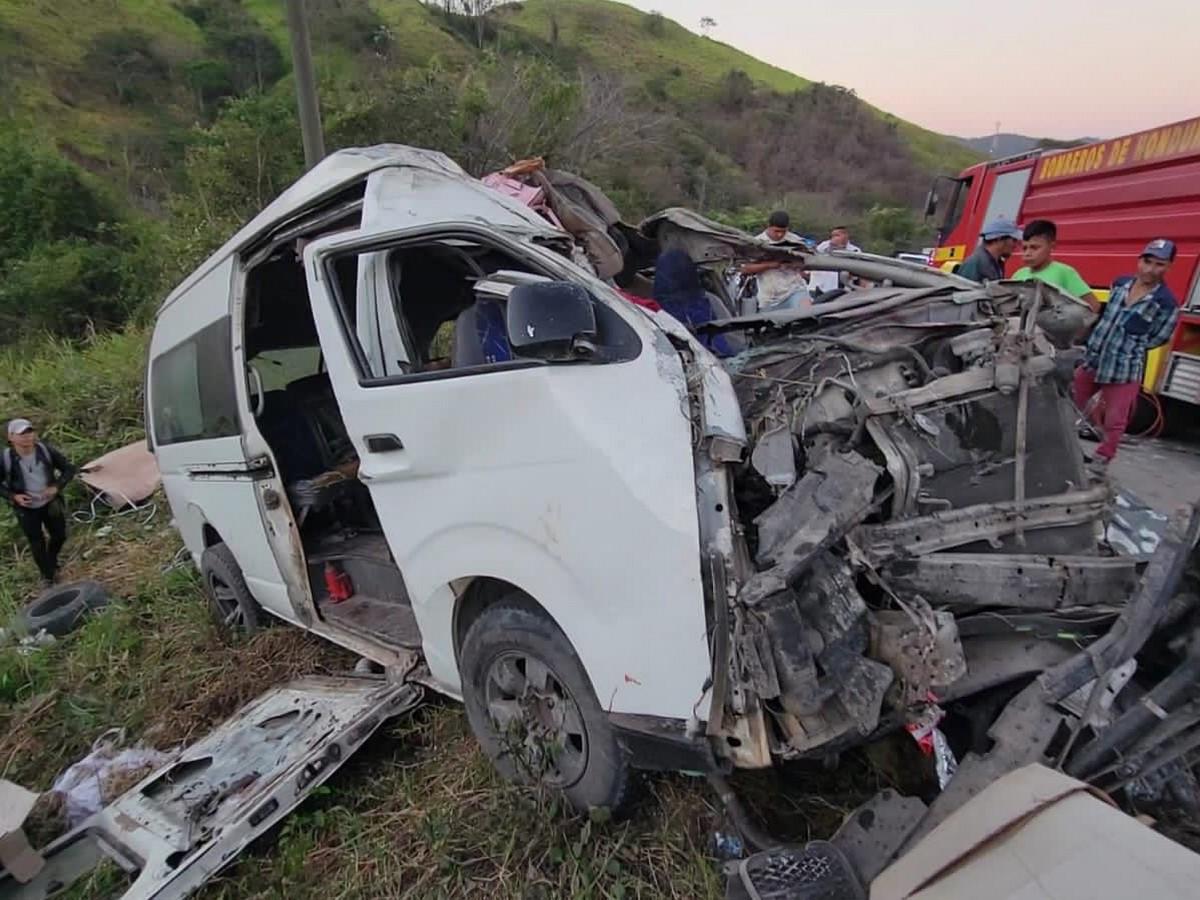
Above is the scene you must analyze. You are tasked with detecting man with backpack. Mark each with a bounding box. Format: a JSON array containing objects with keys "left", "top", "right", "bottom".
[{"left": 2, "top": 418, "right": 76, "bottom": 586}]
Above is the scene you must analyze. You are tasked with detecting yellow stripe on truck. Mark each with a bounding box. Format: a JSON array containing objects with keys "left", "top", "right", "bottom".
[
  {"left": 1144, "top": 346, "right": 1168, "bottom": 393},
  {"left": 933, "top": 245, "right": 966, "bottom": 264},
  {"left": 934, "top": 244, "right": 966, "bottom": 274}
]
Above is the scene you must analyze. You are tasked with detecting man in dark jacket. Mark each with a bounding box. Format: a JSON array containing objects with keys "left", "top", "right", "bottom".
[
  {"left": 2, "top": 418, "right": 76, "bottom": 585},
  {"left": 957, "top": 218, "right": 1022, "bottom": 283}
]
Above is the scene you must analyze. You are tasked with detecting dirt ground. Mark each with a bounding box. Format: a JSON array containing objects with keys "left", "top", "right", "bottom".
[{"left": 1104, "top": 435, "right": 1200, "bottom": 513}]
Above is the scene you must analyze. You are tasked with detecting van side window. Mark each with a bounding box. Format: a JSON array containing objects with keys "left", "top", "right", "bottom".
[
  {"left": 324, "top": 237, "right": 639, "bottom": 384},
  {"left": 150, "top": 317, "right": 240, "bottom": 445}
]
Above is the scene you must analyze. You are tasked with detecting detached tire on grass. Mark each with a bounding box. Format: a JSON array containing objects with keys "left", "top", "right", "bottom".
[
  {"left": 458, "top": 594, "right": 634, "bottom": 817},
  {"left": 19, "top": 581, "right": 109, "bottom": 637},
  {"left": 200, "top": 543, "right": 264, "bottom": 635}
]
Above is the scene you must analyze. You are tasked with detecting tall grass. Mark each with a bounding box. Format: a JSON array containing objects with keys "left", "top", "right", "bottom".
[
  {"left": 0, "top": 327, "right": 149, "bottom": 613},
  {"left": 0, "top": 327, "right": 148, "bottom": 463}
]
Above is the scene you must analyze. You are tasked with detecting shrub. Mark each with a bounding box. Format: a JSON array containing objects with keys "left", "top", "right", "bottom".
[
  {"left": 0, "top": 135, "right": 119, "bottom": 262},
  {"left": 83, "top": 29, "right": 171, "bottom": 105},
  {"left": 0, "top": 327, "right": 149, "bottom": 464},
  {"left": 0, "top": 135, "right": 158, "bottom": 339}
]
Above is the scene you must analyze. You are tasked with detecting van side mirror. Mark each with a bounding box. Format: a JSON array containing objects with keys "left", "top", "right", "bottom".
[
  {"left": 506, "top": 282, "right": 598, "bottom": 362},
  {"left": 923, "top": 189, "right": 939, "bottom": 219}
]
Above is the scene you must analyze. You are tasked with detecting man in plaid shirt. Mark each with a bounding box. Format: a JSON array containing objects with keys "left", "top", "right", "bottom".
[{"left": 1073, "top": 239, "right": 1180, "bottom": 465}]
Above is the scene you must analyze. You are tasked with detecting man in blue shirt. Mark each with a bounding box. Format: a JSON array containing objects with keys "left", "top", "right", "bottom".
[{"left": 1072, "top": 240, "right": 1180, "bottom": 465}]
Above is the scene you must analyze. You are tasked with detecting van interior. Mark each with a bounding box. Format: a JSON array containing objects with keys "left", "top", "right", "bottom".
[{"left": 240, "top": 217, "right": 559, "bottom": 648}]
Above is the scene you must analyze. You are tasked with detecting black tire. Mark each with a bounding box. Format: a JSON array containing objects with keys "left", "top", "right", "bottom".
[
  {"left": 459, "top": 595, "right": 634, "bottom": 816},
  {"left": 200, "top": 543, "right": 264, "bottom": 635},
  {"left": 18, "top": 581, "right": 109, "bottom": 637}
]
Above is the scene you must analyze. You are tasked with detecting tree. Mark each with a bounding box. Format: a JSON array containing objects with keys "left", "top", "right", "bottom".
[
  {"left": 431, "top": 0, "right": 497, "bottom": 48},
  {"left": 83, "top": 29, "right": 170, "bottom": 105},
  {"left": 644, "top": 11, "right": 666, "bottom": 36},
  {"left": 0, "top": 134, "right": 153, "bottom": 337},
  {"left": 718, "top": 69, "right": 754, "bottom": 111},
  {"left": 864, "top": 205, "right": 923, "bottom": 253},
  {"left": 700, "top": 16, "right": 717, "bottom": 37},
  {"left": 184, "top": 58, "right": 234, "bottom": 115}
]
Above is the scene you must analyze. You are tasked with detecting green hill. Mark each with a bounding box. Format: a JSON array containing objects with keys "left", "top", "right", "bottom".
[
  {"left": 0, "top": 0, "right": 982, "bottom": 338},
  {"left": 499, "top": 0, "right": 977, "bottom": 173},
  {"left": 1, "top": 0, "right": 977, "bottom": 198}
]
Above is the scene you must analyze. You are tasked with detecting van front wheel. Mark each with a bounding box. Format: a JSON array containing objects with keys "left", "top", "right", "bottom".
[
  {"left": 200, "top": 543, "right": 264, "bottom": 635},
  {"left": 459, "top": 597, "right": 634, "bottom": 817}
]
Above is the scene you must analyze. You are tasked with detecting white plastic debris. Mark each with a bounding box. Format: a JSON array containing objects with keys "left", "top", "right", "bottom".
[
  {"left": 15, "top": 630, "right": 56, "bottom": 656},
  {"left": 50, "top": 729, "right": 170, "bottom": 827}
]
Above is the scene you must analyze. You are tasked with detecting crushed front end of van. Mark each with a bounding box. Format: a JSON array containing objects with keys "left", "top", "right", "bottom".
[{"left": 636, "top": 213, "right": 1198, "bottom": 803}]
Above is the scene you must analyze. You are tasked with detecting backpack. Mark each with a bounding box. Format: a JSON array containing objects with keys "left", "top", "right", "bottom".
[{"left": 2, "top": 442, "right": 51, "bottom": 489}]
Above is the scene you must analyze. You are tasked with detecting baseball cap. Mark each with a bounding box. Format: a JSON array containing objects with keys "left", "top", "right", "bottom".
[
  {"left": 981, "top": 218, "right": 1022, "bottom": 240},
  {"left": 1141, "top": 238, "right": 1177, "bottom": 261},
  {"left": 7, "top": 418, "right": 34, "bottom": 436}
]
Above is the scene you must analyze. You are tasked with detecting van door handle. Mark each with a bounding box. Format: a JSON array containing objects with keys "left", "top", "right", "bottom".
[{"left": 364, "top": 433, "right": 404, "bottom": 453}]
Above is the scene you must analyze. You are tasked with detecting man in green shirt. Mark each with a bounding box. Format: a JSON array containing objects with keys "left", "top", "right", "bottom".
[{"left": 1013, "top": 219, "right": 1100, "bottom": 311}]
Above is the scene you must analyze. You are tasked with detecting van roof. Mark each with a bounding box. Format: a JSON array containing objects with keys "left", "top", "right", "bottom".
[{"left": 158, "top": 145, "right": 468, "bottom": 313}]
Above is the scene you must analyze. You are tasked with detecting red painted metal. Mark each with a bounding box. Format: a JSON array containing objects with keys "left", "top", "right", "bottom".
[{"left": 932, "top": 116, "right": 1200, "bottom": 403}]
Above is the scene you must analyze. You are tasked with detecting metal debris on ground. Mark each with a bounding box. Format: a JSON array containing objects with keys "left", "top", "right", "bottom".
[
  {"left": 1107, "top": 489, "right": 1170, "bottom": 558},
  {"left": 0, "top": 676, "right": 423, "bottom": 898}
]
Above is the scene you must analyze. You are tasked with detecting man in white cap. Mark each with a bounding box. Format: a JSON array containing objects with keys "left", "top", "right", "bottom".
[
  {"left": 957, "top": 218, "right": 1023, "bottom": 283},
  {"left": 2, "top": 418, "right": 76, "bottom": 586}
]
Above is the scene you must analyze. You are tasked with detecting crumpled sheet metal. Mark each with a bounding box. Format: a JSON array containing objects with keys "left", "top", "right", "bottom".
[
  {"left": 747, "top": 449, "right": 882, "bottom": 603},
  {"left": 0, "top": 677, "right": 423, "bottom": 900}
]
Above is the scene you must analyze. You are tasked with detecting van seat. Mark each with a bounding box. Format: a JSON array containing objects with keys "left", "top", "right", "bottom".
[
  {"left": 285, "top": 374, "right": 353, "bottom": 465},
  {"left": 451, "top": 301, "right": 511, "bottom": 368},
  {"left": 257, "top": 390, "right": 325, "bottom": 482}
]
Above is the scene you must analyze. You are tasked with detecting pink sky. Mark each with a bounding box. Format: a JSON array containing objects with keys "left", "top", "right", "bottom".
[{"left": 619, "top": 0, "right": 1199, "bottom": 139}]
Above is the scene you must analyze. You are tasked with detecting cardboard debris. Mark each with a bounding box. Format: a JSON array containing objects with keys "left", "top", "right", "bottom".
[
  {"left": 79, "top": 440, "right": 160, "bottom": 508},
  {"left": 871, "top": 764, "right": 1200, "bottom": 900},
  {"left": 0, "top": 780, "right": 44, "bottom": 884}
]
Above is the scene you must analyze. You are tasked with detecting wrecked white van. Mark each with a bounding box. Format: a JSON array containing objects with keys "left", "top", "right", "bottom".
[
  {"left": 151, "top": 146, "right": 1189, "bottom": 817},
  {"left": 150, "top": 146, "right": 734, "bottom": 811}
]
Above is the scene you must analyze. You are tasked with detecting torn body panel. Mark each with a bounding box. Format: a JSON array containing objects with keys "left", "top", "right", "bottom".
[{"left": 1, "top": 677, "right": 423, "bottom": 900}]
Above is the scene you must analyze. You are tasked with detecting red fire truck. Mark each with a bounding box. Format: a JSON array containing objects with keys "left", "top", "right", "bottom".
[{"left": 926, "top": 115, "right": 1200, "bottom": 414}]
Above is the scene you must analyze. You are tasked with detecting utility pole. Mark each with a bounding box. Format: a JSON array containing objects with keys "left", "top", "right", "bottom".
[{"left": 285, "top": 0, "right": 325, "bottom": 170}]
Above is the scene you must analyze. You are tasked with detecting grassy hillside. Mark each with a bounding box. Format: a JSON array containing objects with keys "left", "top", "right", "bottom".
[
  {"left": 0, "top": 0, "right": 202, "bottom": 176},
  {"left": 0, "top": 0, "right": 979, "bottom": 213},
  {"left": 502, "top": 0, "right": 814, "bottom": 97},
  {"left": 0, "top": 0, "right": 985, "bottom": 341},
  {"left": 500, "top": 0, "right": 978, "bottom": 174}
]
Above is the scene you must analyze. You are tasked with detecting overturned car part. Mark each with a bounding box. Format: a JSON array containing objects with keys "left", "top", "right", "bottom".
[{"left": 0, "top": 677, "right": 423, "bottom": 899}]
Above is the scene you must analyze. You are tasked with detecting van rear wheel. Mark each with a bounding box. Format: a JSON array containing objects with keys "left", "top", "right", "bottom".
[
  {"left": 200, "top": 543, "right": 264, "bottom": 635},
  {"left": 459, "top": 595, "right": 634, "bottom": 817}
]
